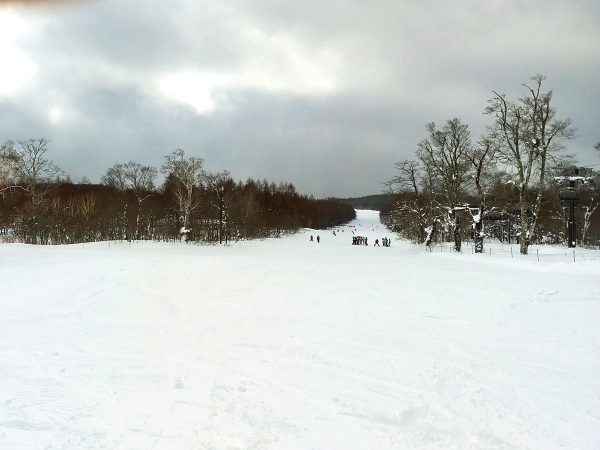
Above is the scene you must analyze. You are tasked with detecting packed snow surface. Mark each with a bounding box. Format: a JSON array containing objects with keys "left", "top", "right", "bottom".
[{"left": 1, "top": 210, "right": 599, "bottom": 449}]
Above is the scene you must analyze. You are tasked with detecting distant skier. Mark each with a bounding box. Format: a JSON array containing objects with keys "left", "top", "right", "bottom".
[
  {"left": 374, "top": 239, "right": 380, "bottom": 246},
  {"left": 365, "top": 237, "right": 368, "bottom": 246},
  {"left": 317, "top": 235, "right": 320, "bottom": 243},
  {"left": 310, "top": 235, "right": 313, "bottom": 242}
]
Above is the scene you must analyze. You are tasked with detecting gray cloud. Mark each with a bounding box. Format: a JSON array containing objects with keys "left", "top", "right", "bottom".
[{"left": 1, "top": 0, "right": 599, "bottom": 197}]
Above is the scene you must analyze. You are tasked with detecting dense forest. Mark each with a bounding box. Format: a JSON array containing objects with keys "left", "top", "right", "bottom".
[{"left": 0, "top": 141, "right": 355, "bottom": 245}]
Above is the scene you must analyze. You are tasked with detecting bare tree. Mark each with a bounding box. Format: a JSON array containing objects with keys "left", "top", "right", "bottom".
[
  {"left": 161, "top": 149, "right": 204, "bottom": 238},
  {"left": 578, "top": 180, "right": 599, "bottom": 245},
  {"left": 385, "top": 160, "right": 430, "bottom": 243},
  {"left": 102, "top": 163, "right": 129, "bottom": 239},
  {"left": 102, "top": 163, "right": 128, "bottom": 190},
  {"left": 465, "top": 137, "right": 497, "bottom": 253},
  {"left": 486, "top": 75, "right": 575, "bottom": 254},
  {"left": 204, "top": 169, "right": 232, "bottom": 244},
  {"left": 417, "top": 118, "right": 471, "bottom": 251},
  {"left": 13, "top": 138, "right": 64, "bottom": 203},
  {"left": 123, "top": 161, "right": 157, "bottom": 239},
  {"left": 102, "top": 161, "right": 157, "bottom": 239},
  {"left": 11, "top": 138, "right": 64, "bottom": 243}
]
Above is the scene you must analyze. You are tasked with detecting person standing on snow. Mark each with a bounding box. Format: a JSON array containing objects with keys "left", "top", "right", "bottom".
[
  {"left": 374, "top": 239, "right": 380, "bottom": 246},
  {"left": 310, "top": 235, "right": 313, "bottom": 242},
  {"left": 317, "top": 235, "right": 320, "bottom": 243}
]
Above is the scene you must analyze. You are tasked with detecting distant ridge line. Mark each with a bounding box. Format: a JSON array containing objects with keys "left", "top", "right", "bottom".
[{"left": 326, "top": 194, "right": 394, "bottom": 211}]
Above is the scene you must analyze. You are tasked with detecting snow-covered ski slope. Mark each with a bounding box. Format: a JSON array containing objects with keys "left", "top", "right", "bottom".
[{"left": 1, "top": 210, "right": 599, "bottom": 449}]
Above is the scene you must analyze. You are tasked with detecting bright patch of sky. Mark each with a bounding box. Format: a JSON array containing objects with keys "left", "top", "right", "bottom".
[
  {"left": 0, "top": 10, "right": 35, "bottom": 96},
  {"left": 158, "top": 25, "right": 341, "bottom": 115}
]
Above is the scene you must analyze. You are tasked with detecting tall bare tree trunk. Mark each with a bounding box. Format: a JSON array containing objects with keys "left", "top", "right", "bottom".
[
  {"left": 452, "top": 210, "right": 461, "bottom": 252},
  {"left": 519, "top": 196, "right": 529, "bottom": 254},
  {"left": 135, "top": 200, "right": 141, "bottom": 240},
  {"left": 474, "top": 206, "right": 484, "bottom": 253},
  {"left": 424, "top": 220, "right": 437, "bottom": 247}
]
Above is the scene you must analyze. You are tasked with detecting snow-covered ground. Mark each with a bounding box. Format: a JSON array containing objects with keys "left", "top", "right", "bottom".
[{"left": 1, "top": 210, "right": 599, "bottom": 449}]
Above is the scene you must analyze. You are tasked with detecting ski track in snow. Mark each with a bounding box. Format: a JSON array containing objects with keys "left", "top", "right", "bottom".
[{"left": 1, "top": 210, "right": 599, "bottom": 449}]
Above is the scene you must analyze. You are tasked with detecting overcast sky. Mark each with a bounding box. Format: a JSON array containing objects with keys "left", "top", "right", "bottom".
[{"left": 1, "top": 0, "right": 599, "bottom": 197}]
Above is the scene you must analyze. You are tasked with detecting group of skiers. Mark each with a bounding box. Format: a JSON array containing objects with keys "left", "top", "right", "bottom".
[
  {"left": 311, "top": 232, "right": 391, "bottom": 247},
  {"left": 353, "top": 236, "right": 392, "bottom": 247},
  {"left": 352, "top": 236, "right": 368, "bottom": 245},
  {"left": 377, "top": 237, "right": 391, "bottom": 247}
]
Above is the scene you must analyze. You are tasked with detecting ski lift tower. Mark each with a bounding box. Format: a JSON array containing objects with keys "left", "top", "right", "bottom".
[
  {"left": 559, "top": 176, "right": 578, "bottom": 248},
  {"left": 555, "top": 168, "right": 592, "bottom": 248}
]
